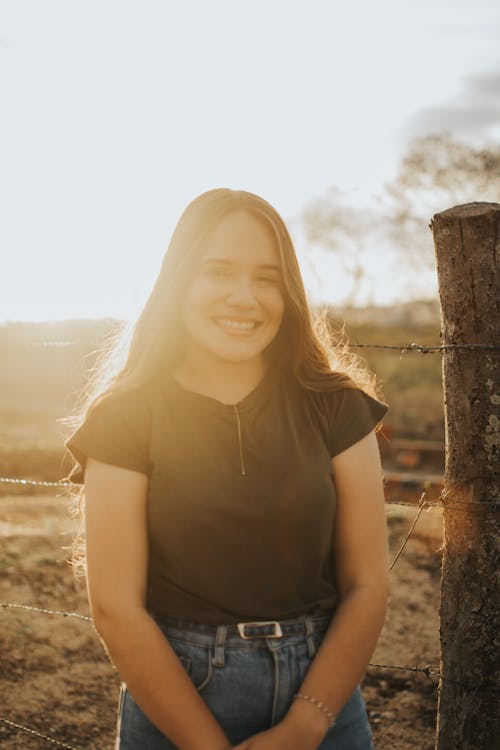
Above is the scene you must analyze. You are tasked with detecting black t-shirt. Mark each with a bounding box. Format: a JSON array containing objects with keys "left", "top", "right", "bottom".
[{"left": 67, "top": 373, "right": 388, "bottom": 625}]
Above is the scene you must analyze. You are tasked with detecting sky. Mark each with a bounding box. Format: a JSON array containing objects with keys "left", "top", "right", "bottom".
[{"left": 1, "top": 0, "right": 499, "bottom": 323}]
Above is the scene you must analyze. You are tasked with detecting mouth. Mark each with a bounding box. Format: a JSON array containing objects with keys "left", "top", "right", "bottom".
[{"left": 213, "top": 318, "right": 261, "bottom": 333}]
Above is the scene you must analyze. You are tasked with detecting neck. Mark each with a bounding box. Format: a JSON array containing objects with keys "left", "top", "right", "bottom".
[{"left": 173, "top": 351, "right": 266, "bottom": 404}]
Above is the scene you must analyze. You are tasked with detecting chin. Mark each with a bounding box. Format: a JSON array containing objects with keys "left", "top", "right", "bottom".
[{"left": 212, "top": 347, "right": 263, "bottom": 364}]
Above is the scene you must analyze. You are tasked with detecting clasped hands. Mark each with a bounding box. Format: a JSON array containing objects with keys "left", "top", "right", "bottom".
[{"left": 229, "top": 711, "right": 326, "bottom": 750}]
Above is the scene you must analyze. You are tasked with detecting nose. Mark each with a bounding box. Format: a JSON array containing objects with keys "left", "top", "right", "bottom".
[{"left": 225, "top": 275, "right": 258, "bottom": 308}]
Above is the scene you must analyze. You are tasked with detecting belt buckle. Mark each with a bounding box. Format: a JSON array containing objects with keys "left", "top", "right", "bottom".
[{"left": 237, "top": 620, "right": 283, "bottom": 639}]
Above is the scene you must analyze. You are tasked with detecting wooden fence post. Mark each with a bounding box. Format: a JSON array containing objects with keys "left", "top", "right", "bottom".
[{"left": 431, "top": 203, "right": 500, "bottom": 749}]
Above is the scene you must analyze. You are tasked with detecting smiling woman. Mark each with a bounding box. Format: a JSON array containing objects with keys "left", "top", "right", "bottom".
[{"left": 66, "top": 188, "right": 389, "bottom": 750}]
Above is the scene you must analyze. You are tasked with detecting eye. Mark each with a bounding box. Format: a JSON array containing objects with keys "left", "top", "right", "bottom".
[
  {"left": 203, "top": 265, "right": 232, "bottom": 278},
  {"left": 255, "top": 273, "right": 280, "bottom": 285}
]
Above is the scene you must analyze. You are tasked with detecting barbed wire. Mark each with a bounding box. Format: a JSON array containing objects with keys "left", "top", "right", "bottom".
[
  {"left": 388, "top": 493, "right": 500, "bottom": 512},
  {"left": 385, "top": 498, "right": 434, "bottom": 509},
  {"left": 367, "top": 662, "right": 441, "bottom": 680},
  {"left": 2, "top": 475, "right": 499, "bottom": 513},
  {"left": 0, "top": 474, "right": 444, "bottom": 512},
  {"left": 0, "top": 477, "right": 73, "bottom": 488},
  {"left": 0, "top": 718, "right": 83, "bottom": 750},
  {"left": 0, "top": 339, "right": 77, "bottom": 349},
  {"left": 366, "top": 663, "right": 497, "bottom": 692},
  {"left": 1, "top": 339, "right": 499, "bottom": 353},
  {"left": 389, "top": 494, "right": 428, "bottom": 571},
  {"left": 0, "top": 341, "right": 78, "bottom": 348},
  {"left": 0, "top": 602, "right": 92, "bottom": 622},
  {"left": 351, "top": 342, "right": 499, "bottom": 353}
]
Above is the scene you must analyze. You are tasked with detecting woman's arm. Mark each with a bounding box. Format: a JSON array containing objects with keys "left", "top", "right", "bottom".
[
  {"left": 84, "top": 458, "right": 231, "bottom": 750},
  {"left": 234, "top": 430, "right": 389, "bottom": 750}
]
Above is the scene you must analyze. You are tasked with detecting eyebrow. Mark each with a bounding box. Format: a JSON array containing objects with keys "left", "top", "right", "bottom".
[{"left": 201, "top": 258, "right": 281, "bottom": 271}]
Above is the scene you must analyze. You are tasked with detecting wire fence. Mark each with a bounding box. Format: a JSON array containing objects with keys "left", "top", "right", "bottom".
[
  {"left": 0, "top": 718, "right": 83, "bottom": 750},
  {"left": 1, "top": 338, "right": 498, "bottom": 748},
  {"left": 2, "top": 475, "right": 498, "bottom": 512},
  {"left": 1, "top": 339, "right": 499, "bottom": 353}
]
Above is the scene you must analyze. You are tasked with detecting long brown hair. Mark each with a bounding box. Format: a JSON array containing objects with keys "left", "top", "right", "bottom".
[
  {"left": 68, "top": 189, "right": 381, "bottom": 573},
  {"left": 78, "top": 188, "right": 378, "bottom": 422}
]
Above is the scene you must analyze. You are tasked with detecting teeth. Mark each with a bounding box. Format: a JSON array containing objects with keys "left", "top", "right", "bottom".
[{"left": 217, "top": 319, "right": 256, "bottom": 330}]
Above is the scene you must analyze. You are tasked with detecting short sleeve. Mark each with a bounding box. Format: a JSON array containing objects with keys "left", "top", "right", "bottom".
[
  {"left": 66, "top": 388, "right": 152, "bottom": 484},
  {"left": 325, "top": 388, "right": 388, "bottom": 458}
]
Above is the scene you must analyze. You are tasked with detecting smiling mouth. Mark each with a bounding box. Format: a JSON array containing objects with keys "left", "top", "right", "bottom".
[{"left": 214, "top": 318, "right": 260, "bottom": 332}]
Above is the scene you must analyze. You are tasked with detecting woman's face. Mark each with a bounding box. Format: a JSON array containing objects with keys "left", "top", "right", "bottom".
[{"left": 182, "top": 210, "right": 285, "bottom": 368}]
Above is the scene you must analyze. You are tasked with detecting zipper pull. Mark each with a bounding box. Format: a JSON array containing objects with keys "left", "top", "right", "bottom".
[{"left": 233, "top": 404, "right": 247, "bottom": 476}]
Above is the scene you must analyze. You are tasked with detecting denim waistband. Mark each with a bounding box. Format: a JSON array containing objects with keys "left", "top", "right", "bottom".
[
  {"left": 152, "top": 609, "right": 333, "bottom": 641},
  {"left": 153, "top": 610, "right": 334, "bottom": 668}
]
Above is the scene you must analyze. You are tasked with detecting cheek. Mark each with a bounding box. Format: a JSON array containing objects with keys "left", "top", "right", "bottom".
[
  {"left": 182, "top": 284, "right": 205, "bottom": 333},
  {"left": 266, "top": 288, "right": 285, "bottom": 322},
  {"left": 184, "top": 279, "right": 217, "bottom": 313}
]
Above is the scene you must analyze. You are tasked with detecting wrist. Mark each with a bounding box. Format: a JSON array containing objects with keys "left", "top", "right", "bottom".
[{"left": 284, "top": 698, "right": 331, "bottom": 745}]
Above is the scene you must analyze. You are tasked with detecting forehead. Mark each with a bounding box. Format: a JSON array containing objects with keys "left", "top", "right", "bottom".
[{"left": 201, "top": 210, "right": 280, "bottom": 266}]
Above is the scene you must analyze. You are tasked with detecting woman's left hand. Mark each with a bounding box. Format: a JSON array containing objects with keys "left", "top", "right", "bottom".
[{"left": 232, "top": 718, "right": 321, "bottom": 750}]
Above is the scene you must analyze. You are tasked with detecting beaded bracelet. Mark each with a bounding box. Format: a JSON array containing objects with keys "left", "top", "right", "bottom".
[{"left": 293, "top": 692, "right": 337, "bottom": 728}]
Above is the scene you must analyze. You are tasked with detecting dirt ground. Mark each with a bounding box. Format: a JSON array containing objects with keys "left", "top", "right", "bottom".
[{"left": 0, "top": 487, "right": 443, "bottom": 750}]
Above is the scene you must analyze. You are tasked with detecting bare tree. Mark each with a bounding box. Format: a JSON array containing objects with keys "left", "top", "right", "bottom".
[
  {"left": 385, "top": 134, "right": 500, "bottom": 268},
  {"left": 301, "top": 188, "right": 380, "bottom": 305},
  {"left": 300, "top": 135, "right": 500, "bottom": 302}
]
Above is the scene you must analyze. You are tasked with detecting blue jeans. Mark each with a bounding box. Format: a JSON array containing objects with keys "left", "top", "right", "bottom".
[{"left": 116, "top": 611, "right": 374, "bottom": 749}]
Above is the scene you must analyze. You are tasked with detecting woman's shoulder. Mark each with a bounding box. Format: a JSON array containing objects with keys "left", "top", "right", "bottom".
[
  {"left": 300, "top": 382, "right": 388, "bottom": 458},
  {"left": 66, "top": 382, "right": 155, "bottom": 483},
  {"left": 311, "top": 383, "right": 387, "bottom": 416},
  {"left": 89, "top": 382, "right": 153, "bottom": 421}
]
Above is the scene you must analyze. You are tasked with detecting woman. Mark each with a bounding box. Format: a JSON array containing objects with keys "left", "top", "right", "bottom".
[{"left": 67, "top": 188, "right": 389, "bottom": 750}]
